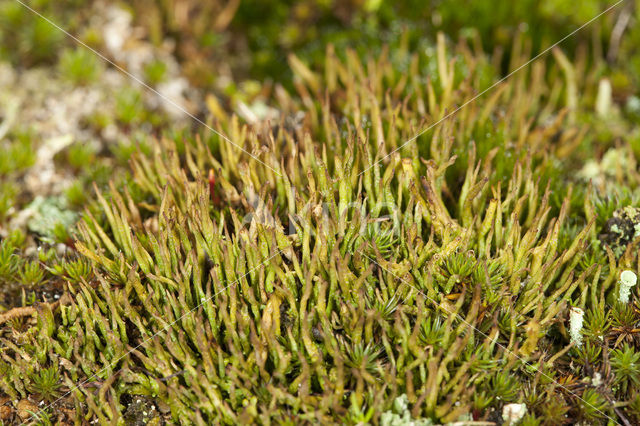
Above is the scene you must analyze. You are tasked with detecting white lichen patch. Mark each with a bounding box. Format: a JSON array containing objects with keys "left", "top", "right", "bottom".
[
  {"left": 569, "top": 307, "right": 584, "bottom": 347},
  {"left": 596, "top": 78, "right": 612, "bottom": 117},
  {"left": 618, "top": 270, "right": 637, "bottom": 304}
]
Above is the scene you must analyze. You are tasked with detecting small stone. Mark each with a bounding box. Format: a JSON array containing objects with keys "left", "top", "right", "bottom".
[
  {"left": 592, "top": 372, "right": 603, "bottom": 387},
  {"left": 16, "top": 399, "right": 38, "bottom": 420},
  {"left": 0, "top": 404, "right": 12, "bottom": 421},
  {"left": 502, "top": 403, "right": 527, "bottom": 424}
]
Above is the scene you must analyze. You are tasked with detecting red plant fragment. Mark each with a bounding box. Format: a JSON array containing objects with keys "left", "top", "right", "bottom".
[{"left": 208, "top": 169, "right": 221, "bottom": 205}]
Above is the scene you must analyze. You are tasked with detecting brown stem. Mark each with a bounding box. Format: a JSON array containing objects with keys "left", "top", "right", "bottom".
[
  {"left": 0, "top": 293, "right": 71, "bottom": 326},
  {"left": 0, "top": 306, "right": 36, "bottom": 325}
]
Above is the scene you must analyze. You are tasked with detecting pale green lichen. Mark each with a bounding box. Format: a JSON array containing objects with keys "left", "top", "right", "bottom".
[
  {"left": 618, "top": 270, "right": 637, "bottom": 304},
  {"left": 380, "top": 395, "right": 434, "bottom": 426},
  {"left": 25, "top": 196, "right": 78, "bottom": 243}
]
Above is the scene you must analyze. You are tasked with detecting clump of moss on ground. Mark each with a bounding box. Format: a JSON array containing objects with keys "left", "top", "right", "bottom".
[{"left": 2, "top": 30, "right": 640, "bottom": 424}]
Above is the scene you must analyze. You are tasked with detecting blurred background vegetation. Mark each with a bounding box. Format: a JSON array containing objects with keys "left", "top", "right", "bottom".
[{"left": 1, "top": 0, "right": 638, "bottom": 90}]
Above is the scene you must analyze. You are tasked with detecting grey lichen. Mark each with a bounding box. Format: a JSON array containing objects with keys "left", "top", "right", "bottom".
[{"left": 599, "top": 206, "right": 640, "bottom": 256}]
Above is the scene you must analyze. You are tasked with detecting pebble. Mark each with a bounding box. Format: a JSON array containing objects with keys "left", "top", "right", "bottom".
[
  {"left": 16, "top": 399, "right": 38, "bottom": 420},
  {"left": 0, "top": 403, "right": 12, "bottom": 421}
]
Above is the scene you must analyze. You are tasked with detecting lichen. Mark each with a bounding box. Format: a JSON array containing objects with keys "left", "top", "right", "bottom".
[
  {"left": 599, "top": 206, "right": 640, "bottom": 257},
  {"left": 380, "top": 395, "right": 434, "bottom": 426}
]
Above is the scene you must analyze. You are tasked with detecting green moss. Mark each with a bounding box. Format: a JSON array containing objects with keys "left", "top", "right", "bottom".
[
  {"left": 143, "top": 59, "right": 168, "bottom": 86},
  {"left": 0, "top": 36, "right": 630, "bottom": 423},
  {"left": 0, "top": 182, "right": 17, "bottom": 223},
  {"left": 3, "top": 1, "right": 640, "bottom": 424},
  {"left": 64, "top": 142, "right": 97, "bottom": 171},
  {"left": 0, "top": 238, "right": 19, "bottom": 282},
  {"left": 64, "top": 180, "right": 88, "bottom": 208},
  {"left": 0, "top": 136, "right": 36, "bottom": 175},
  {"left": 0, "top": 0, "right": 67, "bottom": 65},
  {"left": 611, "top": 344, "right": 640, "bottom": 397},
  {"left": 26, "top": 366, "right": 62, "bottom": 402},
  {"left": 115, "top": 88, "right": 145, "bottom": 126},
  {"left": 58, "top": 47, "right": 103, "bottom": 85}
]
